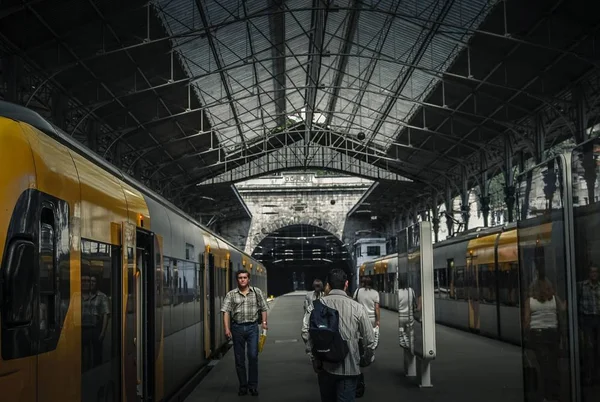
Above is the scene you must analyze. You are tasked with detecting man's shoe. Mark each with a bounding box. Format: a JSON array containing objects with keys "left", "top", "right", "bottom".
[
  {"left": 249, "top": 389, "right": 259, "bottom": 396},
  {"left": 238, "top": 387, "right": 248, "bottom": 396}
]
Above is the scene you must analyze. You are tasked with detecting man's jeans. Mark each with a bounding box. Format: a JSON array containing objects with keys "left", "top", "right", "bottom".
[
  {"left": 317, "top": 370, "right": 358, "bottom": 402},
  {"left": 232, "top": 322, "right": 259, "bottom": 389}
]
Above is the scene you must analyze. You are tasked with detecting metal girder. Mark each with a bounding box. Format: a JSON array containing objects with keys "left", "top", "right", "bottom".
[
  {"left": 18, "top": 2, "right": 197, "bottom": 184},
  {"left": 192, "top": 142, "right": 411, "bottom": 186},
  {"left": 86, "top": 0, "right": 208, "bottom": 171},
  {"left": 324, "top": 0, "right": 361, "bottom": 127},
  {"left": 367, "top": 0, "right": 455, "bottom": 147},
  {"left": 304, "top": 0, "right": 329, "bottom": 153},
  {"left": 194, "top": 0, "right": 246, "bottom": 149},
  {"left": 338, "top": 0, "right": 400, "bottom": 136},
  {"left": 412, "top": 4, "right": 600, "bottom": 180},
  {"left": 269, "top": 0, "right": 287, "bottom": 127}
]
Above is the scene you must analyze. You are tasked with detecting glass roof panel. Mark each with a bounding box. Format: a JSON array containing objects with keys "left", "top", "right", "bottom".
[{"left": 156, "top": 0, "right": 497, "bottom": 155}]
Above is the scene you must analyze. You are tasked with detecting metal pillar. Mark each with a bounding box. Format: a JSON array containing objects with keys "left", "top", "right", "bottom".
[
  {"left": 479, "top": 152, "right": 490, "bottom": 227},
  {"left": 573, "top": 86, "right": 596, "bottom": 204},
  {"left": 431, "top": 195, "right": 440, "bottom": 242},
  {"left": 461, "top": 166, "right": 470, "bottom": 231},
  {"left": 534, "top": 113, "right": 546, "bottom": 164},
  {"left": 573, "top": 85, "right": 588, "bottom": 144},
  {"left": 444, "top": 182, "right": 453, "bottom": 237},
  {"left": 503, "top": 137, "right": 515, "bottom": 223}
]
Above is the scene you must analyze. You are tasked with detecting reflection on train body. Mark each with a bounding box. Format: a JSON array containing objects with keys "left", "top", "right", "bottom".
[{"left": 572, "top": 142, "right": 600, "bottom": 401}]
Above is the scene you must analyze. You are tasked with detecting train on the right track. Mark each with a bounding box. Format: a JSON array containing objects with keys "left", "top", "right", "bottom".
[
  {"left": 360, "top": 223, "right": 523, "bottom": 344},
  {"left": 360, "top": 182, "right": 600, "bottom": 347}
]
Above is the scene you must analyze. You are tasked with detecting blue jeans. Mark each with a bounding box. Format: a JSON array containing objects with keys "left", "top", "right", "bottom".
[
  {"left": 317, "top": 371, "right": 358, "bottom": 402},
  {"left": 232, "top": 322, "right": 259, "bottom": 389}
]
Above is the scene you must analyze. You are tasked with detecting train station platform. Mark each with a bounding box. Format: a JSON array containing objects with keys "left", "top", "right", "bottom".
[{"left": 182, "top": 292, "right": 524, "bottom": 402}]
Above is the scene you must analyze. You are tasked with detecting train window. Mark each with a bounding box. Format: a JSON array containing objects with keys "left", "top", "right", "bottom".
[
  {"left": 80, "top": 239, "right": 114, "bottom": 373},
  {"left": 2, "top": 240, "right": 36, "bottom": 326},
  {"left": 477, "top": 264, "right": 496, "bottom": 304},
  {"left": 435, "top": 267, "right": 449, "bottom": 299},
  {"left": 39, "top": 208, "right": 56, "bottom": 338},
  {"left": 186, "top": 243, "right": 194, "bottom": 261},
  {"left": 453, "top": 266, "right": 466, "bottom": 300}
]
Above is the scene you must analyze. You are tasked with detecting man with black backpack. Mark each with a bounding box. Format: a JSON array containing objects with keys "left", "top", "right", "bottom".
[{"left": 301, "top": 268, "right": 376, "bottom": 401}]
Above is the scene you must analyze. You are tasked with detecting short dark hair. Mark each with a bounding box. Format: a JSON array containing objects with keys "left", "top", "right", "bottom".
[
  {"left": 326, "top": 268, "right": 347, "bottom": 290},
  {"left": 236, "top": 269, "right": 250, "bottom": 279},
  {"left": 363, "top": 276, "right": 372, "bottom": 289}
]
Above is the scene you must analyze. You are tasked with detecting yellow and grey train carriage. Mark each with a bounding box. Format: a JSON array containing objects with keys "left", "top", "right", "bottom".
[
  {"left": 0, "top": 100, "right": 267, "bottom": 402},
  {"left": 361, "top": 224, "right": 524, "bottom": 345}
]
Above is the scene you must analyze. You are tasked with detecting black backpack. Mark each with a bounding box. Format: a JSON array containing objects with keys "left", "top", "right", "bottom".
[{"left": 309, "top": 299, "right": 349, "bottom": 363}]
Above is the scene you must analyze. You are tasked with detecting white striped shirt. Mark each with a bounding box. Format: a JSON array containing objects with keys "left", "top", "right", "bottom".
[{"left": 301, "top": 289, "right": 376, "bottom": 376}]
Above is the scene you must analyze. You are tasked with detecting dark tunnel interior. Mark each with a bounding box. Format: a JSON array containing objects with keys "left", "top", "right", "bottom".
[{"left": 251, "top": 224, "right": 354, "bottom": 297}]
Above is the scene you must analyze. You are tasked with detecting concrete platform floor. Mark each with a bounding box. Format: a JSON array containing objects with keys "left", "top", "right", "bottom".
[{"left": 183, "top": 291, "right": 524, "bottom": 402}]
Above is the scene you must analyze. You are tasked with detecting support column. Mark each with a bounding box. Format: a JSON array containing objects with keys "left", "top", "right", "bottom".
[
  {"left": 479, "top": 151, "right": 490, "bottom": 227},
  {"left": 419, "top": 206, "right": 428, "bottom": 222},
  {"left": 573, "top": 86, "right": 596, "bottom": 204},
  {"left": 543, "top": 159, "right": 557, "bottom": 209},
  {"left": 573, "top": 85, "right": 589, "bottom": 144},
  {"left": 534, "top": 113, "right": 546, "bottom": 164},
  {"left": 431, "top": 195, "right": 440, "bottom": 243},
  {"left": 461, "top": 166, "right": 470, "bottom": 231},
  {"left": 503, "top": 138, "right": 515, "bottom": 223},
  {"left": 444, "top": 182, "right": 453, "bottom": 237}
]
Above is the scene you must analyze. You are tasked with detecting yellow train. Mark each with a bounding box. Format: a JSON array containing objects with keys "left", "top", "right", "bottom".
[
  {"left": 360, "top": 224, "right": 529, "bottom": 344},
  {"left": 0, "top": 100, "right": 267, "bottom": 402}
]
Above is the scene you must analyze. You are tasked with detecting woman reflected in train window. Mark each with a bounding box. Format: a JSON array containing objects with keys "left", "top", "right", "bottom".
[{"left": 523, "top": 270, "right": 566, "bottom": 402}]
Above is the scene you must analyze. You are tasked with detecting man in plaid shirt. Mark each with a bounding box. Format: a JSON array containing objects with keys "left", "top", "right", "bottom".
[{"left": 222, "top": 269, "right": 269, "bottom": 396}]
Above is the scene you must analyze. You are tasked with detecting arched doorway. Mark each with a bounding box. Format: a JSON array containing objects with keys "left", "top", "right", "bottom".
[{"left": 251, "top": 224, "right": 354, "bottom": 297}]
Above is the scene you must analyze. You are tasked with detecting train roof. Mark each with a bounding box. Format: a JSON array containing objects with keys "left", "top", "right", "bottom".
[{"left": 0, "top": 100, "right": 258, "bottom": 264}]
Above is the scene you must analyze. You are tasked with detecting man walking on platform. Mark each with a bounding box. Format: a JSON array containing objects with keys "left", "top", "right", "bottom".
[
  {"left": 302, "top": 268, "right": 376, "bottom": 401},
  {"left": 222, "top": 269, "right": 269, "bottom": 396}
]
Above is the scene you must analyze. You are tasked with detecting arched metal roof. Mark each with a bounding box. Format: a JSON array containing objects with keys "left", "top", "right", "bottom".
[{"left": 1, "top": 0, "right": 600, "bottom": 221}]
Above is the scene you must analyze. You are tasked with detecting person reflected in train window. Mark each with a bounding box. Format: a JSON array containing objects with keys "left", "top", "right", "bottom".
[
  {"left": 523, "top": 274, "right": 566, "bottom": 402},
  {"left": 81, "top": 274, "right": 94, "bottom": 371},
  {"left": 83, "top": 274, "right": 110, "bottom": 367},
  {"left": 397, "top": 276, "right": 419, "bottom": 350},
  {"left": 221, "top": 269, "right": 269, "bottom": 396},
  {"left": 304, "top": 279, "right": 324, "bottom": 313},
  {"left": 577, "top": 265, "right": 600, "bottom": 385}
]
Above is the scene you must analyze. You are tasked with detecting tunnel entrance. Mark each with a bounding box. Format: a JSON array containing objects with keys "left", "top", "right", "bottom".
[{"left": 251, "top": 224, "right": 353, "bottom": 297}]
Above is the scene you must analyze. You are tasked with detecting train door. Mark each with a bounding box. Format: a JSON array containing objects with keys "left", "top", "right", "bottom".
[
  {"left": 135, "top": 229, "right": 156, "bottom": 402},
  {"left": 466, "top": 253, "right": 481, "bottom": 332},
  {"left": 122, "top": 222, "right": 138, "bottom": 402},
  {"left": 208, "top": 252, "right": 216, "bottom": 354}
]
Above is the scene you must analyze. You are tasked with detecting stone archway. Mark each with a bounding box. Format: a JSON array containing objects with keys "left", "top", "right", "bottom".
[{"left": 246, "top": 215, "right": 341, "bottom": 255}]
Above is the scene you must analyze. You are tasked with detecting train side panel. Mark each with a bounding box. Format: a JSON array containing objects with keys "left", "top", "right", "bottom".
[
  {"left": 26, "top": 122, "right": 82, "bottom": 402},
  {"left": 181, "top": 219, "right": 204, "bottom": 385},
  {"left": 144, "top": 196, "right": 176, "bottom": 399},
  {"left": 0, "top": 119, "right": 39, "bottom": 402}
]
